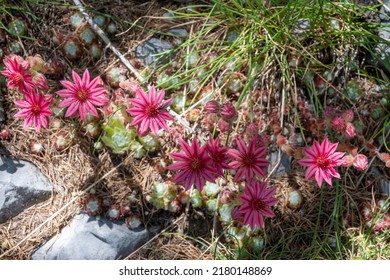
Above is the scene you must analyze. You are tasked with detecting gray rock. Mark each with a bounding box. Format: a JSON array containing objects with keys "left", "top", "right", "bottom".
[
  {"left": 377, "top": 179, "right": 390, "bottom": 196},
  {"left": 369, "top": 23, "right": 390, "bottom": 71},
  {"left": 168, "top": 28, "right": 188, "bottom": 38},
  {"left": 292, "top": 18, "right": 311, "bottom": 36},
  {"left": 32, "top": 214, "right": 152, "bottom": 260},
  {"left": 378, "top": 23, "right": 390, "bottom": 40},
  {"left": 0, "top": 156, "right": 52, "bottom": 224},
  {"left": 268, "top": 152, "right": 292, "bottom": 176},
  {"left": 167, "top": 28, "right": 189, "bottom": 46},
  {"left": 134, "top": 37, "right": 174, "bottom": 66},
  {"left": 380, "top": 1, "right": 390, "bottom": 22}
]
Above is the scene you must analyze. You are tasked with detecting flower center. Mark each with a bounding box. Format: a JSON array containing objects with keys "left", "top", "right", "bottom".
[
  {"left": 13, "top": 73, "right": 23, "bottom": 84},
  {"left": 212, "top": 151, "right": 223, "bottom": 163},
  {"left": 31, "top": 104, "right": 41, "bottom": 115},
  {"left": 243, "top": 155, "right": 255, "bottom": 166},
  {"left": 190, "top": 158, "right": 202, "bottom": 170},
  {"left": 251, "top": 198, "right": 265, "bottom": 211},
  {"left": 316, "top": 155, "right": 331, "bottom": 169},
  {"left": 76, "top": 90, "right": 88, "bottom": 102},
  {"left": 145, "top": 105, "right": 159, "bottom": 117}
]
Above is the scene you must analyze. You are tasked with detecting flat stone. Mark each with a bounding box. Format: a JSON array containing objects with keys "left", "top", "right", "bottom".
[
  {"left": 268, "top": 152, "right": 292, "bottom": 176},
  {"left": 134, "top": 37, "right": 174, "bottom": 66},
  {"left": 32, "top": 214, "right": 153, "bottom": 260},
  {"left": 0, "top": 156, "right": 52, "bottom": 224}
]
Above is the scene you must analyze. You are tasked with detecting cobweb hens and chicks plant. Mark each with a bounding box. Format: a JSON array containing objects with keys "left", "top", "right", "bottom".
[{"left": 2, "top": 53, "right": 386, "bottom": 230}]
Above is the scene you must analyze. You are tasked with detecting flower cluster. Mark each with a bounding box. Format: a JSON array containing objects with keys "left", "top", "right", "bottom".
[
  {"left": 1, "top": 55, "right": 52, "bottom": 132},
  {"left": 167, "top": 136, "right": 235, "bottom": 191},
  {"left": 168, "top": 134, "right": 277, "bottom": 230},
  {"left": 204, "top": 100, "right": 238, "bottom": 132},
  {"left": 328, "top": 109, "right": 356, "bottom": 138}
]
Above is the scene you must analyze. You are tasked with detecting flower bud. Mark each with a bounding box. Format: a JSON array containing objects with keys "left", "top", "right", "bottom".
[
  {"left": 221, "top": 102, "right": 237, "bottom": 121},
  {"left": 218, "top": 118, "right": 231, "bottom": 133},
  {"left": 341, "top": 155, "right": 354, "bottom": 167},
  {"left": 345, "top": 122, "right": 356, "bottom": 138},
  {"left": 204, "top": 100, "right": 220, "bottom": 114},
  {"left": 353, "top": 154, "right": 368, "bottom": 171}
]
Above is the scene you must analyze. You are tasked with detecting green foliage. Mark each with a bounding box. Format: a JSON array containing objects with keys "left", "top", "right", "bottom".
[
  {"left": 101, "top": 117, "right": 137, "bottom": 154},
  {"left": 149, "top": 182, "right": 178, "bottom": 211}
]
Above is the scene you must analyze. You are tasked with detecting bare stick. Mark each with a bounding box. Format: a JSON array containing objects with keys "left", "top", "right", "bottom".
[{"left": 72, "top": 0, "right": 145, "bottom": 84}]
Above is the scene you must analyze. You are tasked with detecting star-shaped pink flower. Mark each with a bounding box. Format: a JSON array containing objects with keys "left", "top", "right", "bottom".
[
  {"left": 228, "top": 139, "right": 269, "bottom": 181},
  {"left": 127, "top": 86, "right": 173, "bottom": 136},
  {"left": 1, "top": 55, "right": 35, "bottom": 93},
  {"left": 298, "top": 138, "right": 345, "bottom": 187},
  {"left": 168, "top": 138, "right": 216, "bottom": 191},
  {"left": 56, "top": 69, "right": 109, "bottom": 121},
  {"left": 14, "top": 89, "right": 52, "bottom": 132},
  {"left": 237, "top": 180, "right": 278, "bottom": 230}
]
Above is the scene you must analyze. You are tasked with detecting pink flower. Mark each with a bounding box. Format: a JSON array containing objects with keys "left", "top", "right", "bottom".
[
  {"left": 298, "top": 138, "right": 345, "bottom": 187},
  {"left": 228, "top": 139, "right": 269, "bottom": 181},
  {"left": 237, "top": 181, "right": 278, "bottom": 230},
  {"left": 206, "top": 136, "right": 231, "bottom": 177},
  {"left": 57, "top": 69, "right": 109, "bottom": 121},
  {"left": 331, "top": 116, "right": 345, "bottom": 131},
  {"left": 1, "top": 55, "right": 35, "bottom": 93},
  {"left": 353, "top": 154, "right": 368, "bottom": 171},
  {"left": 344, "top": 122, "right": 356, "bottom": 138},
  {"left": 127, "top": 86, "right": 173, "bottom": 136},
  {"left": 14, "top": 90, "right": 52, "bottom": 132},
  {"left": 168, "top": 138, "right": 216, "bottom": 191}
]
